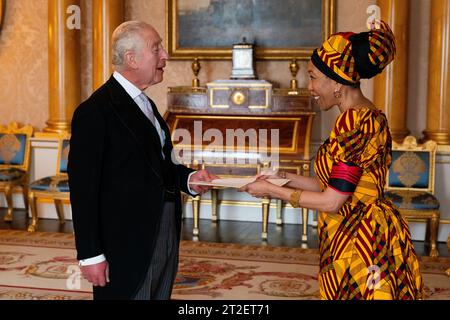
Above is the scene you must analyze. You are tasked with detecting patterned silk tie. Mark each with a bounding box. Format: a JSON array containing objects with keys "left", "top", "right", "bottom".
[
  {"left": 138, "top": 93, "right": 165, "bottom": 152},
  {"left": 139, "top": 93, "right": 156, "bottom": 126}
]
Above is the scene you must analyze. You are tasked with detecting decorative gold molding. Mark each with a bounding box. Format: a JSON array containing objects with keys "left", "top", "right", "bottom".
[
  {"left": 423, "top": 131, "right": 450, "bottom": 145},
  {"left": 273, "top": 88, "right": 310, "bottom": 96},
  {"left": 166, "top": 0, "right": 335, "bottom": 60},
  {"left": 33, "top": 132, "right": 61, "bottom": 139},
  {"left": 407, "top": 218, "right": 450, "bottom": 225},
  {"left": 168, "top": 86, "right": 207, "bottom": 94}
]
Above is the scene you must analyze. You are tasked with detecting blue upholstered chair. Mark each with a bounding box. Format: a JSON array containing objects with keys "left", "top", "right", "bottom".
[
  {"left": 384, "top": 136, "right": 440, "bottom": 257},
  {"left": 0, "top": 122, "right": 33, "bottom": 222},
  {"left": 27, "top": 133, "right": 70, "bottom": 232}
]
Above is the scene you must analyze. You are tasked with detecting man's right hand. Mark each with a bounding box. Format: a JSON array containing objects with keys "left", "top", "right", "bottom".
[{"left": 80, "top": 260, "right": 110, "bottom": 287}]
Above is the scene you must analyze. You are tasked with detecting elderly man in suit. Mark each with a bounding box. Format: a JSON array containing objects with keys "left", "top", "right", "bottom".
[{"left": 68, "top": 21, "right": 216, "bottom": 300}]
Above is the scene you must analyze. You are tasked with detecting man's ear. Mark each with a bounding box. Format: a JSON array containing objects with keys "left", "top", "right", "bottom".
[
  {"left": 334, "top": 82, "right": 343, "bottom": 92},
  {"left": 124, "top": 51, "right": 138, "bottom": 69}
]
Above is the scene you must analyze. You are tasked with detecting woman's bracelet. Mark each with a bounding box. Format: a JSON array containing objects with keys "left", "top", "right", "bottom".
[{"left": 289, "top": 189, "right": 303, "bottom": 208}]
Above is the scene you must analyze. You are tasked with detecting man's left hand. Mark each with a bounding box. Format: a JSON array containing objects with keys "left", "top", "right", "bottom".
[{"left": 189, "top": 170, "right": 219, "bottom": 195}]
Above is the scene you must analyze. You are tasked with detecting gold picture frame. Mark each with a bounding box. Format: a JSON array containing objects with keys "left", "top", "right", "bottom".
[
  {"left": 166, "top": 0, "right": 335, "bottom": 60},
  {"left": 0, "top": 0, "right": 4, "bottom": 31}
]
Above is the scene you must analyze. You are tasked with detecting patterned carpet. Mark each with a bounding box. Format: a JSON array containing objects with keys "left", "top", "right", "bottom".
[{"left": 0, "top": 230, "right": 449, "bottom": 300}]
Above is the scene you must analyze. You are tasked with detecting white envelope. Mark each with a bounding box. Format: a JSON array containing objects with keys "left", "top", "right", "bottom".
[{"left": 189, "top": 177, "right": 290, "bottom": 188}]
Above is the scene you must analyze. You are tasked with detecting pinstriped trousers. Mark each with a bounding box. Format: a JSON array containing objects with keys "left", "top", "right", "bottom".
[{"left": 133, "top": 202, "right": 178, "bottom": 300}]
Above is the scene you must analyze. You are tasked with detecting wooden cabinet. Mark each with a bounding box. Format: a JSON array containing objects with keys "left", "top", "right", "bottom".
[{"left": 165, "top": 85, "right": 315, "bottom": 242}]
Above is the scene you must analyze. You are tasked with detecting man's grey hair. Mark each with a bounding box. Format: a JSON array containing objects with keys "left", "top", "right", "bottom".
[{"left": 112, "top": 21, "right": 149, "bottom": 67}]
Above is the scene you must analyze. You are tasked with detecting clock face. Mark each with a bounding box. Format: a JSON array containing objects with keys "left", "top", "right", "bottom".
[{"left": 231, "top": 90, "right": 246, "bottom": 105}]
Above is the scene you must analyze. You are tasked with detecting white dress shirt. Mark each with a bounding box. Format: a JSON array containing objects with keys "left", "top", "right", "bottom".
[{"left": 113, "top": 71, "right": 165, "bottom": 147}]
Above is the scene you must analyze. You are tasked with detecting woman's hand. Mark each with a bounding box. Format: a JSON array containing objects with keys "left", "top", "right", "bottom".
[
  {"left": 255, "top": 174, "right": 276, "bottom": 180},
  {"left": 255, "top": 168, "right": 281, "bottom": 181},
  {"left": 238, "top": 180, "right": 275, "bottom": 198}
]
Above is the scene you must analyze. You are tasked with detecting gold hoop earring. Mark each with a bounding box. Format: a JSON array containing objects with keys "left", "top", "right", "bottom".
[{"left": 334, "top": 90, "right": 342, "bottom": 99}]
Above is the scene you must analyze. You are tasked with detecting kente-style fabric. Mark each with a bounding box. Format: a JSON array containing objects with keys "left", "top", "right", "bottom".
[
  {"left": 311, "top": 31, "right": 357, "bottom": 85},
  {"left": 314, "top": 107, "right": 424, "bottom": 300},
  {"left": 311, "top": 20, "right": 396, "bottom": 85},
  {"left": 365, "top": 21, "right": 396, "bottom": 70}
]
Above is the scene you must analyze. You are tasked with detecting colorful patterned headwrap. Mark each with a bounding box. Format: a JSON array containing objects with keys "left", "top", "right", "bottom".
[{"left": 311, "top": 20, "right": 396, "bottom": 85}]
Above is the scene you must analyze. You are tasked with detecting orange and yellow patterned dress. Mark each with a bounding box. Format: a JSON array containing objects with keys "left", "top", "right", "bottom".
[{"left": 314, "top": 107, "right": 424, "bottom": 300}]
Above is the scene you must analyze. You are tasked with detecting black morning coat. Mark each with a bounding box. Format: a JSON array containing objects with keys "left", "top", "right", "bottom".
[{"left": 67, "top": 76, "right": 194, "bottom": 299}]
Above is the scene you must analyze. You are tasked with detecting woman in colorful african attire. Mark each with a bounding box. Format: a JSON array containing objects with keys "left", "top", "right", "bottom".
[{"left": 239, "top": 21, "right": 423, "bottom": 300}]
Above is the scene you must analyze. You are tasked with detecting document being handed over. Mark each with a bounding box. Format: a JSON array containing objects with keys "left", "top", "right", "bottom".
[{"left": 189, "top": 177, "right": 290, "bottom": 189}]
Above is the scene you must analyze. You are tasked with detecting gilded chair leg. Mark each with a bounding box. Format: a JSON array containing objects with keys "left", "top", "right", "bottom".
[
  {"left": 261, "top": 197, "right": 270, "bottom": 240},
  {"left": 302, "top": 207, "right": 308, "bottom": 242},
  {"left": 192, "top": 195, "right": 201, "bottom": 236},
  {"left": 54, "top": 200, "right": 66, "bottom": 224},
  {"left": 211, "top": 188, "right": 219, "bottom": 222},
  {"left": 3, "top": 185, "right": 13, "bottom": 222},
  {"left": 27, "top": 192, "right": 38, "bottom": 232},
  {"left": 429, "top": 211, "right": 440, "bottom": 258},
  {"left": 276, "top": 199, "right": 283, "bottom": 226}
]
